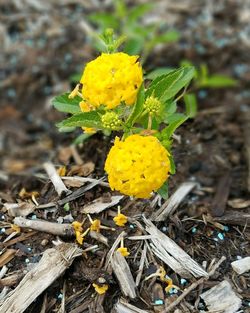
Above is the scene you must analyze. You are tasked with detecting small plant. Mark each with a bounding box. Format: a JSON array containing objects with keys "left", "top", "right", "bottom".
[
  {"left": 53, "top": 30, "right": 195, "bottom": 199},
  {"left": 87, "top": 0, "right": 180, "bottom": 63}
]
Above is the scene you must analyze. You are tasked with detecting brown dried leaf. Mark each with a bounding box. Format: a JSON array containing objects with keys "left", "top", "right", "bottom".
[
  {"left": 0, "top": 249, "right": 17, "bottom": 267},
  {"left": 68, "top": 162, "right": 95, "bottom": 177}
]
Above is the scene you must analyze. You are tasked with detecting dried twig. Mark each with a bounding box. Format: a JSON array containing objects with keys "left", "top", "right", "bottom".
[
  {"left": 13, "top": 217, "right": 74, "bottom": 236},
  {"left": 0, "top": 244, "right": 82, "bottom": 313},
  {"left": 115, "top": 298, "right": 149, "bottom": 312},
  {"left": 43, "top": 162, "right": 71, "bottom": 196}
]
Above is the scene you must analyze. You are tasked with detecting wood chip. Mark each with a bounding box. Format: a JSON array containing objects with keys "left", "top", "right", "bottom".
[
  {"left": 0, "top": 249, "right": 17, "bottom": 267},
  {"left": 115, "top": 298, "right": 149, "bottom": 313},
  {"left": 151, "top": 182, "right": 197, "bottom": 221},
  {"left": 200, "top": 280, "right": 242, "bottom": 313},
  {"left": 82, "top": 195, "right": 123, "bottom": 214},
  {"left": 231, "top": 257, "right": 250, "bottom": 275},
  {"left": 4, "top": 202, "right": 36, "bottom": 217},
  {"left": 143, "top": 217, "right": 208, "bottom": 278},
  {"left": 210, "top": 171, "right": 231, "bottom": 217},
  {"left": 111, "top": 251, "right": 136, "bottom": 299},
  {"left": 0, "top": 244, "right": 82, "bottom": 313}
]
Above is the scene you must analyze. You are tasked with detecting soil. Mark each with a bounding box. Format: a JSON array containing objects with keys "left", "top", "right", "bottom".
[{"left": 0, "top": 1, "right": 249, "bottom": 312}]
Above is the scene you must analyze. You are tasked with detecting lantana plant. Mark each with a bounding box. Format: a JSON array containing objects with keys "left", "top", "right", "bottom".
[{"left": 53, "top": 30, "right": 195, "bottom": 199}]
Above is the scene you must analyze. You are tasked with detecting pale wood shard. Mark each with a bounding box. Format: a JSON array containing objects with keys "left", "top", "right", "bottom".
[
  {"left": 231, "top": 256, "right": 250, "bottom": 275},
  {"left": 13, "top": 217, "right": 74, "bottom": 236},
  {"left": 82, "top": 195, "right": 124, "bottom": 214},
  {"left": 151, "top": 182, "right": 197, "bottom": 221},
  {"left": 143, "top": 217, "right": 208, "bottom": 278},
  {"left": 4, "top": 202, "right": 36, "bottom": 217},
  {"left": 0, "top": 244, "right": 82, "bottom": 313},
  {"left": 111, "top": 251, "right": 136, "bottom": 299},
  {"left": 0, "top": 249, "right": 17, "bottom": 267},
  {"left": 62, "top": 175, "right": 109, "bottom": 188},
  {"left": 200, "top": 280, "right": 242, "bottom": 313},
  {"left": 115, "top": 298, "right": 149, "bottom": 313},
  {"left": 43, "top": 162, "right": 71, "bottom": 196}
]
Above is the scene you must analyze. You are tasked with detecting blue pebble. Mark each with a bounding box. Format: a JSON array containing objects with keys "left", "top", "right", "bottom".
[
  {"left": 31, "top": 215, "right": 37, "bottom": 220},
  {"left": 217, "top": 233, "right": 224, "bottom": 240},
  {"left": 129, "top": 224, "right": 135, "bottom": 229},
  {"left": 57, "top": 293, "right": 63, "bottom": 299},
  {"left": 25, "top": 258, "right": 30, "bottom": 263},
  {"left": 192, "top": 227, "right": 197, "bottom": 234},
  {"left": 0, "top": 228, "right": 6, "bottom": 233},
  {"left": 223, "top": 226, "right": 229, "bottom": 232},
  {"left": 198, "top": 90, "right": 207, "bottom": 99},
  {"left": 7, "top": 88, "right": 16, "bottom": 98},
  {"left": 154, "top": 299, "right": 164, "bottom": 305},
  {"left": 180, "top": 278, "right": 187, "bottom": 285}
]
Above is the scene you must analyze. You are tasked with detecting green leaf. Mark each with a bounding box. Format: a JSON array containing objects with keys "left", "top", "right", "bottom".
[
  {"left": 73, "top": 133, "right": 93, "bottom": 145},
  {"left": 152, "top": 30, "right": 180, "bottom": 44},
  {"left": 128, "top": 3, "right": 153, "bottom": 23},
  {"left": 124, "top": 38, "right": 144, "bottom": 55},
  {"left": 146, "top": 67, "right": 195, "bottom": 102},
  {"left": 184, "top": 93, "right": 197, "bottom": 118},
  {"left": 52, "top": 93, "right": 81, "bottom": 114},
  {"left": 89, "top": 13, "right": 119, "bottom": 30},
  {"left": 56, "top": 111, "right": 103, "bottom": 129},
  {"left": 126, "top": 84, "right": 145, "bottom": 127},
  {"left": 157, "top": 181, "right": 168, "bottom": 199},
  {"left": 199, "top": 75, "right": 238, "bottom": 88},
  {"left": 145, "top": 67, "right": 174, "bottom": 80},
  {"left": 162, "top": 113, "right": 188, "bottom": 139}
]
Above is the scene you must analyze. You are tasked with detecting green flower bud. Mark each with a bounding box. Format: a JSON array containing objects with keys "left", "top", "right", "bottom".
[
  {"left": 144, "top": 96, "right": 161, "bottom": 115},
  {"left": 101, "top": 112, "right": 122, "bottom": 130}
]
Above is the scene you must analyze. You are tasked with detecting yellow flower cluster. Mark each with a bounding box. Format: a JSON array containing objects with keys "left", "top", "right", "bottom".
[
  {"left": 80, "top": 53, "right": 143, "bottom": 109},
  {"left": 105, "top": 135, "right": 170, "bottom": 198}
]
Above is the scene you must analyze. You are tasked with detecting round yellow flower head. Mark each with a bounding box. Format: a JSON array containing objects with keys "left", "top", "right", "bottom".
[
  {"left": 80, "top": 52, "right": 143, "bottom": 109},
  {"left": 105, "top": 135, "right": 170, "bottom": 198}
]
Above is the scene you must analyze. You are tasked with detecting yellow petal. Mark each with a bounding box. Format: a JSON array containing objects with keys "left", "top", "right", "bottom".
[{"left": 92, "top": 283, "right": 109, "bottom": 295}]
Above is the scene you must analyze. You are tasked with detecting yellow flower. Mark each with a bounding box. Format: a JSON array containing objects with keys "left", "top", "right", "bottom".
[
  {"left": 90, "top": 219, "right": 101, "bottom": 232},
  {"left": 80, "top": 52, "right": 143, "bottom": 109},
  {"left": 92, "top": 283, "right": 109, "bottom": 295},
  {"left": 57, "top": 166, "right": 66, "bottom": 176},
  {"left": 117, "top": 247, "right": 130, "bottom": 257},
  {"left": 82, "top": 127, "right": 96, "bottom": 134},
  {"left": 72, "top": 221, "right": 89, "bottom": 245},
  {"left": 105, "top": 135, "right": 170, "bottom": 198},
  {"left": 113, "top": 207, "right": 128, "bottom": 227}
]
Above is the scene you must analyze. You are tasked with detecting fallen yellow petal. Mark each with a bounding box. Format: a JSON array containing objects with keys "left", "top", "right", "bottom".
[
  {"left": 117, "top": 247, "right": 130, "bottom": 257},
  {"left": 113, "top": 213, "right": 128, "bottom": 227},
  {"left": 92, "top": 283, "right": 109, "bottom": 295}
]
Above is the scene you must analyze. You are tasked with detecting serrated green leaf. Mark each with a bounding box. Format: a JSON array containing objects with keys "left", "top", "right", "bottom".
[
  {"left": 56, "top": 111, "right": 103, "bottom": 129},
  {"left": 145, "top": 67, "right": 174, "bottom": 80},
  {"left": 146, "top": 67, "right": 195, "bottom": 102},
  {"left": 126, "top": 84, "right": 145, "bottom": 127},
  {"left": 199, "top": 75, "right": 238, "bottom": 88},
  {"left": 52, "top": 93, "right": 81, "bottom": 114},
  {"left": 162, "top": 113, "right": 188, "bottom": 139},
  {"left": 184, "top": 93, "right": 197, "bottom": 118}
]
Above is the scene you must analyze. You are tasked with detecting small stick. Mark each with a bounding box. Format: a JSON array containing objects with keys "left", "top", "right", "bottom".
[
  {"left": 43, "top": 162, "right": 71, "bottom": 196},
  {"left": 162, "top": 256, "right": 226, "bottom": 312},
  {"left": 13, "top": 217, "right": 74, "bottom": 237},
  {"left": 61, "top": 176, "right": 109, "bottom": 188}
]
